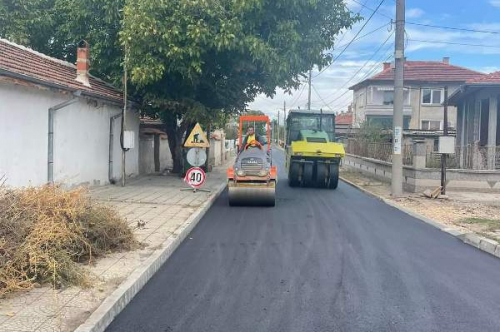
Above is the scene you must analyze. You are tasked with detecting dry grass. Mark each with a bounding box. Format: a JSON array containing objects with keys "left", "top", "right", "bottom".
[{"left": 0, "top": 185, "right": 136, "bottom": 296}]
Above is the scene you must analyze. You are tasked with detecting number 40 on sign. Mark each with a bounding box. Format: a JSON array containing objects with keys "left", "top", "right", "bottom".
[{"left": 183, "top": 167, "right": 210, "bottom": 193}]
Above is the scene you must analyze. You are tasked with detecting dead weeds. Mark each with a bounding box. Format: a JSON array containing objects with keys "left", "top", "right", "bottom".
[{"left": 0, "top": 185, "right": 136, "bottom": 296}]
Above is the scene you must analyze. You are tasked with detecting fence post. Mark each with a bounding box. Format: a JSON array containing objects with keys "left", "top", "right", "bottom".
[{"left": 413, "top": 140, "right": 427, "bottom": 169}]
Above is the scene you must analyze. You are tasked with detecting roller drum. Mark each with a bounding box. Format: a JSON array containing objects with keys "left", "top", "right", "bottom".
[{"left": 228, "top": 182, "right": 276, "bottom": 206}]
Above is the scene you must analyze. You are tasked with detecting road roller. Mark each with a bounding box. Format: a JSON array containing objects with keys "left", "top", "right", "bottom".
[
  {"left": 227, "top": 115, "right": 277, "bottom": 206},
  {"left": 285, "top": 109, "right": 345, "bottom": 189}
]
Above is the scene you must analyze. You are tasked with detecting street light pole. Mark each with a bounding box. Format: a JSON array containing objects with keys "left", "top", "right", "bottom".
[
  {"left": 307, "top": 69, "right": 312, "bottom": 111},
  {"left": 391, "top": 0, "right": 405, "bottom": 197}
]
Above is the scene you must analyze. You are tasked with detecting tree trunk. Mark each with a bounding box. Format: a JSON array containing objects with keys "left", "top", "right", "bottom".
[{"left": 164, "top": 117, "right": 194, "bottom": 174}]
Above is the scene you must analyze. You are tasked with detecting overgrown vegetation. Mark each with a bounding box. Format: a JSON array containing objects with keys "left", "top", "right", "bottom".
[
  {"left": 0, "top": 185, "right": 136, "bottom": 296},
  {"left": 459, "top": 217, "right": 500, "bottom": 242}
]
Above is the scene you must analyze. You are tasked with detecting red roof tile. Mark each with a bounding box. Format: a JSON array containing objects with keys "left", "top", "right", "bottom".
[
  {"left": 336, "top": 112, "right": 352, "bottom": 125},
  {"left": 465, "top": 71, "right": 500, "bottom": 84},
  {"left": 0, "top": 38, "right": 123, "bottom": 103},
  {"left": 350, "top": 61, "right": 485, "bottom": 90}
]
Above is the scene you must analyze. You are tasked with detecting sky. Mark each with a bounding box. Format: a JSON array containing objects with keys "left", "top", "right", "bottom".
[{"left": 249, "top": 0, "right": 500, "bottom": 119}]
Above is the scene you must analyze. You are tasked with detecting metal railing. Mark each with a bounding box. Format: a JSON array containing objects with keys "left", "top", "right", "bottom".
[
  {"left": 345, "top": 140, "right": 413, "bottom": 166},
  {"left": 426, "top": 145, "right": 500, "bottom": 170}
]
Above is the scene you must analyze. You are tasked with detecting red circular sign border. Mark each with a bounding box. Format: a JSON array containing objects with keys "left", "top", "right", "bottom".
[{"left": 184, "top": 167, "right": 206, "bottom": 189}]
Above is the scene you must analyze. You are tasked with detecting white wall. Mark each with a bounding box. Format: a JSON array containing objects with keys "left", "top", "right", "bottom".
[
  {"left": 139, "top": 135, "right": 173, "bottom": 174},
  {"left": 0, "top": 81, "right": 140, "bottom": 187}
]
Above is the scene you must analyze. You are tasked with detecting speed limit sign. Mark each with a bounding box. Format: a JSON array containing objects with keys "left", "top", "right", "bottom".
[{"left": 184, "top": 167, "right": 206, "bottom": 189}]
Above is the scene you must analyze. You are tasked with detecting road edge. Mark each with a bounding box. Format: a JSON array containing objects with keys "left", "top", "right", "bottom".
[
  {"left": 340, "top": 175, "right": 500, "bottom": 259},
  {"left": 74, "top": 181, "right": 228, "bottom": 332}
]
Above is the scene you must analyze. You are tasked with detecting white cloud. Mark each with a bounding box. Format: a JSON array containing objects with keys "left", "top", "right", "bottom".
[
  {"left": 490, "top": 1, "right": 500, "bottom": 8},
  {"left": 407, "top": 8, "right": 425, "bottom": 18}
]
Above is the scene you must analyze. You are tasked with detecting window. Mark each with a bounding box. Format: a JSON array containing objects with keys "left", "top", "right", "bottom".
[
  {"left": 422, "top": 88, "right": 443, "bottom": 105},
  {"left": 421, "top": 120, "right": 441, "bottom": 130},
  {"left": 383, "top": 91, "right": 394, "bottom": 105},
  {"left": 366, "top": 116, "right": 411, "bottom": 129},
  {"left": 357, "top": 92, "right": 365, "bottom": 107}
]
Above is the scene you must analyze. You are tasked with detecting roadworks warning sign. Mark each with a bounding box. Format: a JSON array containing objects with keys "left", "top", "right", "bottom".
[{"left": 184, "top": 123, "right": 210, "bottom": 148}]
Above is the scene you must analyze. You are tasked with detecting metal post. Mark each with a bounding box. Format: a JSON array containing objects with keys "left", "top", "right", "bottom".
[
  {"left": 307, "top": 70, "right": 312, "bottom": 111},
  {"left": 277, "top": 110, "right": 280, "bottom": 145},
  {"left": 391, "top": 0, "right": 405, "bottom": 197},
  {"left": 122, "top": 48, "right": 128, "bottom": 187},
  {"left": 283, "top": 101, "right": 287, "bottom": 146},
  {"left": 441, "top": 86, "right": 449, "bottom": 195}
]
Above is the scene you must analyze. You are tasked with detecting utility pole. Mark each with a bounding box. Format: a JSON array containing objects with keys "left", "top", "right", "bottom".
[
  {"left": 441, "top": 86, "right": 449, "bottom": 195},
  {"left": 283, "top": 101, "right": 287, "bottom": 146},
  {"left": 122, "top": 48, "right": 128, "bottom": 187},
  {"left": 277, "top": 110, "right": 280, "bottom": 145},
  {"left": 391, "top": 0, "right": 405, "bottom": 197},
  {"left": 307, "top": 69, "right": 312, "bottom": 111}
]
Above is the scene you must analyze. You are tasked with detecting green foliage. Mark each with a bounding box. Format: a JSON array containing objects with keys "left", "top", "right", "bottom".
[
  {"left": 357, "top": 121, "right": 388, "bottom": 143},
  {"left": 0, "top": 0, "right": 125, "bottom": 84},
  {"left": 121, "top": 0, "right": 358, "bottom": 171},
  {"left": 1, "top": 0, "right": 359, "bottom": 172}
]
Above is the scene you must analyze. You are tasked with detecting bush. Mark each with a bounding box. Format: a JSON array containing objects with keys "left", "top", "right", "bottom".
[{"left": 0, "top": 185, "right": 136, "bottom": 296}]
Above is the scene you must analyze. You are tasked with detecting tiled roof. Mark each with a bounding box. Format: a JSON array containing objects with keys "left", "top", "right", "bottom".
[
  {"left": 0, "top": 38, "right": 123, "bottom": 103},
  {"left": 335, "top": 112, "right": 352, "bottom": 125},
  {"left": 350, "top": 61, "right": 485, "bottom": 90},
  {"left": 465, "top": 71, "right": 500, "bottom": 84}
]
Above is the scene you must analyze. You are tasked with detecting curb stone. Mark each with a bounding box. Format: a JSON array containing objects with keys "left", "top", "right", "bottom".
[
  {"left": 340, "top": 175, "right": 500, "bottom": 260},
  {"left": 74, "top": 181, "right": 227, "bottom": 332}
]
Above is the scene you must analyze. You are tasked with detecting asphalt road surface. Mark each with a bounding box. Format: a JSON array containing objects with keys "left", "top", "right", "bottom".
[{"left": 106, "top": 149, "right": 500, "bottom": 332}]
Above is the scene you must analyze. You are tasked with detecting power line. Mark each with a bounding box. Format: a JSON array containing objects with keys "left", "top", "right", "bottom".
[
  {"left": 328, "top": 53, "right": 394, "bottom": 111},
  {"left": 330, "top": 22, "right": 392, "bottom": 53},
  {"left": 408, "top": 39, "right": 500, "bottom": 49},
  {"left": 350, "top": 0, "right": 393, "bottom": 19},
  {"left": 352, "top": 0, "right": 500, "bottom": 35},
  {"left": 334, "top": 0, "right": 372, "bottom": 46},
  {"left": 406, "top": 22, "right": 500, "bottom": 35},
  {"left": 323, "top": 44, "right": 395, "bottom": 107},
  {"left": 314, "top": 0, "right": 387, "bottom": 79},
  {"left": 321, "top": 31, "right": 394, "bottom": 104},
  {"left": 288, "top": 84, "right": 307, "bottom": 109},
  {"left": 311, "top": 84, "right": 335, "bottom": 112}
]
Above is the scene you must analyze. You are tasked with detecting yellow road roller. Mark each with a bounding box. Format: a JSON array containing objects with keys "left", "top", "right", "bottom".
[{"left": 285, "top": 110, "right": 345, "bottom": 189}]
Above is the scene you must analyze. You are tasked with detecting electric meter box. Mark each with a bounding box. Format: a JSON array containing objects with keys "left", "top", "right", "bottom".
[
  {"left": 123, "top": 131, "right": 135, "bottom": 149},
  {"left": 438, "top": 136, "right": 455, "bottom": 154}
]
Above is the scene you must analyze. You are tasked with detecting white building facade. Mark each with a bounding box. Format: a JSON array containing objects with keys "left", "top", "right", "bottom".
[
  {"left": 0, "top": 39, "right": 140, "bottom": 188},
  {"left": 350, "top": 59, "right": 485, "bottom": 130}
]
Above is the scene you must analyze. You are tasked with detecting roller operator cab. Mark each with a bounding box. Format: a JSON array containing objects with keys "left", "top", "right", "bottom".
[{"left": 286, "top": 110, "right": 345, "bottom": 189}]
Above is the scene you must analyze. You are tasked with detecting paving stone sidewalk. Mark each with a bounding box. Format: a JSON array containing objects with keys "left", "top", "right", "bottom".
[{"left": 0, "top": 163, "right": 230, "bottom": 332}]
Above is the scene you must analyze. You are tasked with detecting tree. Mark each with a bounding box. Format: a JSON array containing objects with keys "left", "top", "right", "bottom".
[
  {"left": 121, "top": 0, "right": 358, "bottom": 172},
  {"left": 1, "top": 0, "right": 359, "bottom": 173},
  {"left": 0, "top": 0, "right": 125, "bottom": 84}
]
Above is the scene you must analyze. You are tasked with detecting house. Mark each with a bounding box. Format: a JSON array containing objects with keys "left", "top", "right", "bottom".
[
  {"left": 335, "top": 111, "right": 353, "bottom": 138},
  {"left": 349, "top": 58, "right": 485, "bottom": 130},
  {"left": 0, "top": 39, "right": 140, "bottom": 187},
  {"left": 448, "top": 72, "right": 500, "bottom": 170}
]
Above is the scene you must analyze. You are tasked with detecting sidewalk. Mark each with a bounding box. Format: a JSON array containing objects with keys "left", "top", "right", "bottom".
[
  {"left": 340, "top": 168, "right": 500, "bottom": 252},
  {"left": 0, "top": 163, "right": 230, "bottom": 332}
]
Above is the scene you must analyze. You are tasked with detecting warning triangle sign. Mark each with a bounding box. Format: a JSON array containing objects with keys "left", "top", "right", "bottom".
[{"left": 184, "top": 123, "right": 210, "bottom": 148}]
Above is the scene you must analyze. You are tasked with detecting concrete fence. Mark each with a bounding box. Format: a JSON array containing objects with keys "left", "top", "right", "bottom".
[{"left": 343, "top": 153, "right": 500, "bottom": 192}]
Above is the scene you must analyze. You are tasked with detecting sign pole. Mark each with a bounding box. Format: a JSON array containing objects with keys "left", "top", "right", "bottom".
[{"left": 441, "top": 86, "right": 449, "bottom": 195}]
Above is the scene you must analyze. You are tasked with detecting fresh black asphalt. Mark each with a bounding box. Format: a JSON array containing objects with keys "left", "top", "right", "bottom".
[{"left": 106, "top": 149, "right": 500, "bottom": 332}]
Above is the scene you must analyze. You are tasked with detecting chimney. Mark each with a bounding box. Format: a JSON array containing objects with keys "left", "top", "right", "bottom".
[
  {"left": 383, "top": 62, "right": 391, "bottom": 70},
  {"left": 442, "top": 57, "right": 450, "bottom": 64},
  {"left": 76, "top": 40, "right": 90, "bottom": 87}
]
